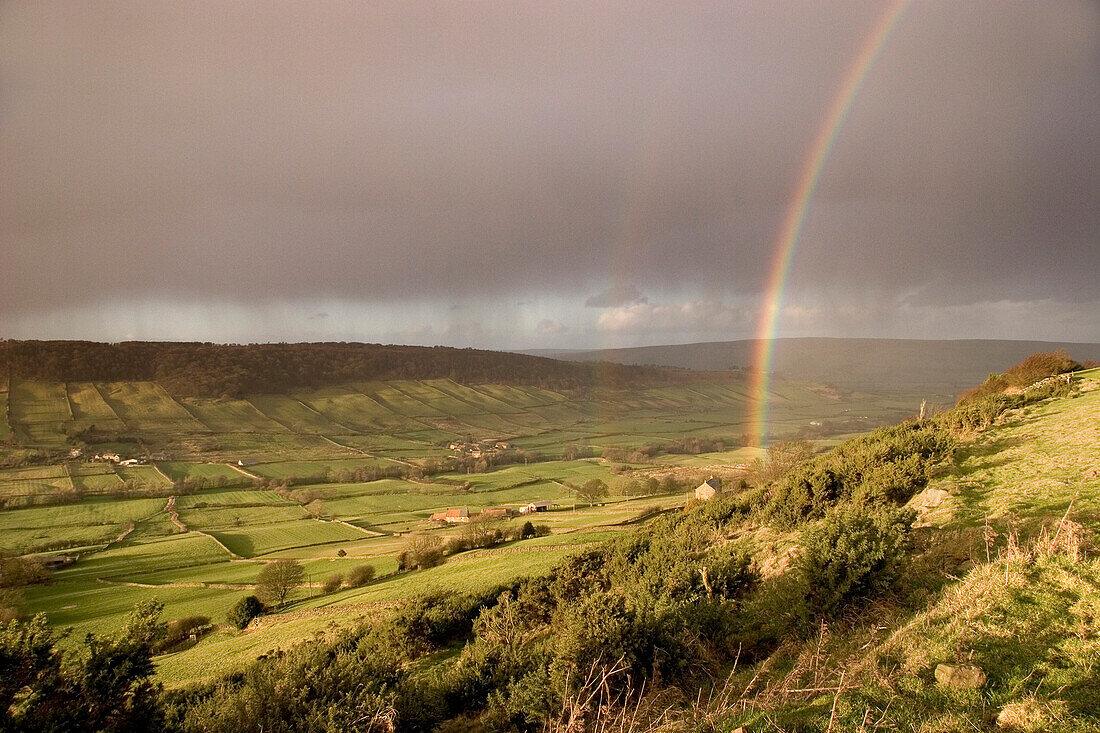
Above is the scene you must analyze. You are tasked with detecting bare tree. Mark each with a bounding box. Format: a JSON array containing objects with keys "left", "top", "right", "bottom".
[{"left": 256, "top": 559, "right": 305, "bottom": 607}]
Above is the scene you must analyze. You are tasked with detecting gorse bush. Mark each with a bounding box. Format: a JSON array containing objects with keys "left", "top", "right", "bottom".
[
  {"left": 763, "top": 421, "right": 953, "bottom": 525},
  {"left": 957, "top": 349, "right": 1080, "bottom": 404},
  {"left": 799, "top": 504, "right": 915, "bottom": 619},
  {"left": 226, "top": 595, "right": 264, "bottom": 630},
  {"left": 2, "top": 609, "right": 165, "bottom": 732}
]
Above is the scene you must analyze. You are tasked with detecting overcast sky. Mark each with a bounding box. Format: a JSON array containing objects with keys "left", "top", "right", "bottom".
[{"left": 1, "top": 1, "right": 1097, "bottom": 349}]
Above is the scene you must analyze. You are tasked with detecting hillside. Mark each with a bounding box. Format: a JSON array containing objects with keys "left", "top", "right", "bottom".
[{"left": 532, "top": 338, "right": 1100, "bottom": 399}]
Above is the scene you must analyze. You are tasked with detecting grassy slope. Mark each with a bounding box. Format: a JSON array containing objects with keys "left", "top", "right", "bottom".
[
  {"left": 934, "top": 370, "right": 1100, "bottom": 530},
  {"left": 726, "top": 370, "right": 1100, "bottom": 732}
]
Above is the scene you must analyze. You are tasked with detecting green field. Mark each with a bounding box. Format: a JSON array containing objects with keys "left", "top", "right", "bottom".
[
  {"left": 115, "top": 464, "right": 173, "bottom": 488},
  {"left": 249, "top": 457, "right": 394, "bottom": 480},
  {"left": 98, "top": 381, "right": 206, "bottom": 432},
  {"left": 157, "top": 461, "right": 248, "bottom": 484}
]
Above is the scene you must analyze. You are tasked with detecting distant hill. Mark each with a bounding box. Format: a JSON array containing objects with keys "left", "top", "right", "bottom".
[
  {"left": 0, "top": 340, "right": 698, "bottom": 398},
  {"left": 528, "top": 338, "right": 1100, "bottom": 399}
]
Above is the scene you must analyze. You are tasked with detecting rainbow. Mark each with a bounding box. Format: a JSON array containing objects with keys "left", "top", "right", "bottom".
[{"left": 748, "top": 0, "right": 911, "bottom": 446}]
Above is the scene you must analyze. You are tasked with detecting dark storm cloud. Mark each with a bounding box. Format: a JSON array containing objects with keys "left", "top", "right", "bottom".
[{"left": 0, "top": 1, "right": 1096, "bottom": 344}]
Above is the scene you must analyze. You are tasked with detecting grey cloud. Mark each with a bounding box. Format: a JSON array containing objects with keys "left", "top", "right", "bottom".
[
  {"left": 585, "top": 285, "right": 648, "bottom": 308},
  {"left": 595, "top": 300, "right": 748, "bottom": 335},
  {"left": 536, "top": 319, "right": 568, "bottom": 335},
  {"left": 0, "top": 1, "right": 1096, "bottom": 344}
]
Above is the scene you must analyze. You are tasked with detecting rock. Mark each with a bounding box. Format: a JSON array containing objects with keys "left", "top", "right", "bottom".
[
  {"left": 996, "top": 700, "right": 1043, "bottom": 730},
  {"left": 935, "top": 663, "right": 987, "bottom": 689},
  {"left": 907, "top": 487, "right": 953, "bottom": 526}
]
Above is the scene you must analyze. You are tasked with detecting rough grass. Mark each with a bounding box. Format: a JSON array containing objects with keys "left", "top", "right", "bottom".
[{"left": 929, "top": 375, "right": 1100, "bottom": 531}]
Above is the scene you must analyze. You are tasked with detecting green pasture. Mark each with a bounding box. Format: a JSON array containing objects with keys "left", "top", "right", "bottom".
[
  {"left": 356, "top": 381, "right": 447, "bottom": 417},
  {"left": 472, "top": 383, "right": 564, "bottom": 409},
  {"left": 54, "top": 533, "right": 233, "bottom": 582},
  {"left": 246, "top": 395, "right": 349, "bottom": 434},
  {"left": 8, "top": 380, "right": 70, "bottom": 424},
  {"left": 294, "top": 386, "right": 404, "bottom": 431},
  {"left": 249, "top": 457, "right": 393, "bottom": 480},
  {"left": 308, "top": 543, "right": 581, "bottom": 611},
  {"left": 207, "top": 519, "right": 368, "bottom": 557},
  {"left": 273, "top": 535, "right": 407, "bottom": 560},
  {"left": 70, "top": 471, "right": 125, "bottom": 493},
  {"left": 27, "top": 579, "right": 240, "bottom": 645},
  {"left": 0, "top": 464, "right": 69, "bottom": 481},
  {"left": 66, "top": 382, "right": 126, "bottom": 430},
  {"left": 179, "top": 396, "right": 290, "bottom": 434},
  {"left": 157, "top": 461, "right": 247, "bottom": 484},
  {"left": 115, "top": 464, "right": 173, "bottom": 487},
  {"left": 98, "top": 381, "right": 205, "bottom": 431},
  {"left": 426, "top": 379, "right": 523, "bottom": 413},
  {"left": 212, "top": 432, "right": 360, "bottom": 461},
  {"left": 329, "top": 434, "right": 434, "bottom": 452},
  {"left": 0, "top": 497, "right": 165, "bottom": 533},
  {"left": 0, "top": 465, "right": 73, "bottom": 498},
  {"left": 176, "top": 488, "right": 296, "bottom": 508},
  {"left": 178, "top": 504, "right": 308, "bottom": 529}
]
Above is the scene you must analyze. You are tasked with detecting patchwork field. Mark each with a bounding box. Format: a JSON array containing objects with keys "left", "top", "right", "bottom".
[{"left": 0, "top": 372, "right": 936, "bottom": 686}]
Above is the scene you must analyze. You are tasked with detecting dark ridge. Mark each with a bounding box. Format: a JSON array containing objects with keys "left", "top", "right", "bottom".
[
  {"left": 0, "top": 340, "right": 701, "bottom": 398},
  {"left": 529, "top": 337, "right": 1100, "bottom": 398}
]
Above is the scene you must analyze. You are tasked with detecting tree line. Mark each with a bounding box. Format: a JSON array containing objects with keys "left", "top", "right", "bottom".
[{"left": 0, "top": 340, "right": 696, "bottom": 398}]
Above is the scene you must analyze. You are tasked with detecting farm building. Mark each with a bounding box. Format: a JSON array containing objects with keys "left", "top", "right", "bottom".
[
  {"left": 521, "top": 500, "right": 555, "bottom": 514},
  {"left": 481, "top": 507, "right": 518, "bottom": 519},
  {"left": 695, "top": 478, "right": 722, "bottom": 501},
  {"left": 430, "top": 507, "right": 472, "bottom": 524}
]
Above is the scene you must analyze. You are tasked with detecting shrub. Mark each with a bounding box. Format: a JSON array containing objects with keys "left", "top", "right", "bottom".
[
  {"left": 322, "top": 573, "right": 343, "bottom": 594},
  {"left": 1004, "top": 349, "right": 1080, "bottom": 387},
  {"left": 398, "top": 535, "right": 445, "bottom": 571},
  {"left": 226, "top": 595, "right": 265, "bottom": 630},
  {"left": 347, "top": 564, "right": 376, "bottom": 587},
  {"left": 0, "top": 588, "right": 27, "bottom": 623},
  {"left": 154, "top": 615, "right": 211, "bottom": 652},
  {"left": 799, "top": 504, "right": 914, "bottom": 619}
]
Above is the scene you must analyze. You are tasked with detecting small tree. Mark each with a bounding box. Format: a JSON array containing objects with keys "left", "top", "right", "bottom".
[
  {"left": 0, "top": 588, "right": 27, "bottom": 623},
  {"left": 122, "top": 599, "right": 167, "bottom": 647},
  {"left": 322, "top": 573, "right": 343, "bottom": 594},
  {"left": 397, "top": 535, "right": 445, "bottom": 571},
  {"left": 571, "top": 478, "right": 609, "bottom": 507},
  {"left": 256, "top": 559, "right": 305, "bottom": 607},
  {"left": 347, "top": 564, "right": 376, "bottom": 587},
  {"left": 226, "top": 595, "right": 265, "bottom": 630}
]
